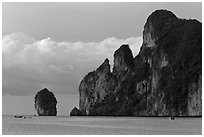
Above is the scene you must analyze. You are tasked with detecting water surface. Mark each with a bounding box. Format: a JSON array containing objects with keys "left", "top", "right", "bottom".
[{"left": 2, "top": 115, "right": 202, "bottom": 135}]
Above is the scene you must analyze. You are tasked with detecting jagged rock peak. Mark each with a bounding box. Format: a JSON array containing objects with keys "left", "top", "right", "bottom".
[
  {"left": 75, "top": 9, "right": 202, "bottom": 117},
  {"left": 113, "top": 44, "right": 134, "bottom": 74},
  {"left": 96, "top": 58, "right": 111, "bottom": 74},
  {"left": 78, "top": 58, "right": 112, "bottom": 115}
]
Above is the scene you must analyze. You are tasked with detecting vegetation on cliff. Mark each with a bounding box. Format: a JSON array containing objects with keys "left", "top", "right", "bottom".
[{"left": 71, "top": 9, "right": 202, "bottom": 117}]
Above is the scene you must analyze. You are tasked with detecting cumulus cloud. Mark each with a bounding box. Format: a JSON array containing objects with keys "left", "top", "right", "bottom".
[{"left": 2, "top": 32, "right": 142, "bottom": 96}]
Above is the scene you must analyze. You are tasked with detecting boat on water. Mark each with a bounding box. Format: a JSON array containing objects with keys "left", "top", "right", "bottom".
[
  {"left": 14, "top": 115, "right": 23, "bottom": 118},
  {"left": 14, "top": 115, "right": 32, "bottom": 119},
  {"left": 169, "top": 116, "right": 175, "bottom": 120}
]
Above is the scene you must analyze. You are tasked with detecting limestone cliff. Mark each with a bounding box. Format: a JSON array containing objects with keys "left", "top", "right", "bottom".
[
  {"left": 72, "top": 9, "right": 202, "bottom": 116},
  {"left": 113, "top": 44, "right": 134, "bottom": 76},
  {"left": 34, "top": 88, "right": 57, "bottom": 116},
  {"left": 79, "top": 58, "right": 112, "bottom": 115}
]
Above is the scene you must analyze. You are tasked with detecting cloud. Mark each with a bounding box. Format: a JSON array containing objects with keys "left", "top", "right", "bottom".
[{"left": 2, "top": 32, "right": 142, "bottom": 96}]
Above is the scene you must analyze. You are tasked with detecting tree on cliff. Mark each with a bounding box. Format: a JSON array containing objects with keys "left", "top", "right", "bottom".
[{"left": 34, "top": 88, "right": 57, "bottom": 116}]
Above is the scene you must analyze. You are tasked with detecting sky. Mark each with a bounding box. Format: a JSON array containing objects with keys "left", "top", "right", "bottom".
[{"left": 2, "top": 2, "right": 202, "bottom": 115}]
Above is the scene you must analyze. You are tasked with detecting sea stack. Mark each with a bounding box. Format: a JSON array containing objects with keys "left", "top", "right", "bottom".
[
  {"left": 70, "top": 107, "right": 82, "bottom": 116},
  {"left": 34, "top": 88, "right": 57, "bottom": 116}
]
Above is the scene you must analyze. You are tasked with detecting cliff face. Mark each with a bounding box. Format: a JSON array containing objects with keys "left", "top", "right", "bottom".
[
  {"left": 113, "top": 45, "right": 134, "bottom": 76},
  {"left": 79, "top": 58, "right": 112, "bottom": 115},
  {"left": 34, "top": 88, "right": 57, "bottom": 116},
  {"left": 75, "top": 9, "right": 202, "bottom": 116}
]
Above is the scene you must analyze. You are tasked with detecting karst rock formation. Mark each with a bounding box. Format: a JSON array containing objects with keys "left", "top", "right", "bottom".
[
  {"left": 35, "top": 88, "right": 57, "bottom": 116},
  {"left": 71, "top": 9, "right": 202, "bottom": 116}
]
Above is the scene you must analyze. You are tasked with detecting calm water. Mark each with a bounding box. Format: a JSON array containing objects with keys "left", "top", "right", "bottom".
[{"left": 2, "top": 115, "right": 202, "bottom": 135}]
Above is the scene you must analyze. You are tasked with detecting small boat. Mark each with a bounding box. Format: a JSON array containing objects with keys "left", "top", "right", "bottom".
[
  {"left": 169, "top": 116, "right": 175, "bottom": 120},
  {"left": 14, "top": 115, "right": 23, "bottom": 118}
]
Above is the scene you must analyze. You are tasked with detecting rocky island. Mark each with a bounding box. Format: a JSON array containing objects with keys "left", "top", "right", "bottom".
[
  {"left": 35, "top": 88, "right": 57, "bottom": 116},
  {"left": 70, "top": 9, "right": 202, "bottom": 117}
]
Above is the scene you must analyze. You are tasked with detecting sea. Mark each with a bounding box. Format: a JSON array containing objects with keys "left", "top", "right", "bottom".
[{"left": 2, "top": 115, "right": 202, "bottom": 135}]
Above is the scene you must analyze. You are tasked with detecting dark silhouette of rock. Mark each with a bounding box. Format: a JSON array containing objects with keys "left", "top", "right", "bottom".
[
  {"left": 113, "top": 44, "right": 134, "bottom": 76},
  {"left": 138, "top": 9, "right": 202, "bottom": 116},
  {"left": 70, "top": 107, "right": 82, "bottom": 116},
  {"left": 73, "top": 9, "right": 202, "bottom": 117},
  {"left": 79, "top": 58, "right": 112, "bottom": 115},
  {"left": 34, "top": 88, "right": 57, "bottom": 116}
]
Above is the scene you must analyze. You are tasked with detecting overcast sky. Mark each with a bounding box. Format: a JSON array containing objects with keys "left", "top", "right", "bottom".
[
  {"left": 2, "top": 2, "right": 202, "bottom": 115},
  {"left": 3, "top": 2, "right": 202, "bottom": 42}
]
